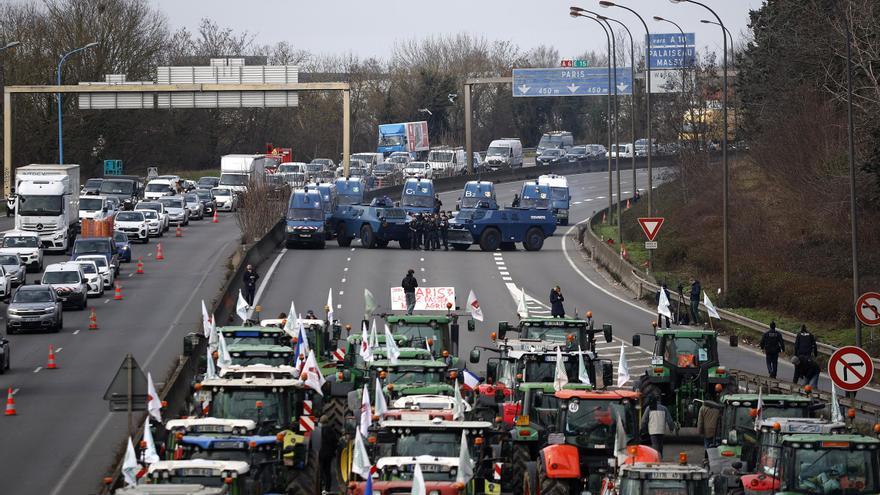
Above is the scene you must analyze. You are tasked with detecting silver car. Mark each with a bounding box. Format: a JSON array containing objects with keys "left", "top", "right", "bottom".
[
  {"left": 6, "top": 285, "right": 63, "bottom": 333},
  {"left": 158, "top": 196, "right": 189, "bottom": 226},
  {"left": 184, "top": 193, "right": 205, "bottom": 220},
  {"left": 0, "top": 253, "right": 25, "bottom": 287}
]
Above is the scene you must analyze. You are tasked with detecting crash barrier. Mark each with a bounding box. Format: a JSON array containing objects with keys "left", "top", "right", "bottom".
[
  {"left": 574, "top": 211, "right": 880, "bottom": 380},
  {"left": 101, "top": 219, "right": 286, "bottom": 493},
  {"left": 365, "top": 154, "right": 677, "bottom": 202}
]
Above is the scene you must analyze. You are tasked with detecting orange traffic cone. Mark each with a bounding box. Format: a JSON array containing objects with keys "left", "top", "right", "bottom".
[
  {"left": 114, "top": 283, "right": 124, "bottom": 301},
  {"left": 5, "top": 387, "right": 16, "bottom": 416},
  {"left": 626, "top": 198, "right": 631, "bottom": 210},
  {"left": 136, "top": 257, "right": 145, "bottom": 275},
  {"left": 212, "top": 211, "right": 219, "bottom": 223},
  {"left": 156, "top": 243, "right": 165, "bottom": 261},
  {"left": 88, "top": 308, "right": 98, "bottom": 330},
  {"left": 47, "top": 345, "right": 58, "bottom": 370},
  {"left": 175, "top": 226, "right": 183, "bottom": 237}
]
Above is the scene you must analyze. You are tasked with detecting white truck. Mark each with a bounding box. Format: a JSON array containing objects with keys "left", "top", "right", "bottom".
[
  {"left": 14, "top": 164, "right": 80, "bottom": 252},
  {"left": 218, "top": 154, "right": 273, "bottom": 193}
]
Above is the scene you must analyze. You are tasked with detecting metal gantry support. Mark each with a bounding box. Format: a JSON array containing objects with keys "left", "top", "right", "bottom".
[
  {"left": 3, "top": 82, "right": 352, "bottom": 196},
  {"left": 463, "top": 76, "right": 512, "bottom": 177}
]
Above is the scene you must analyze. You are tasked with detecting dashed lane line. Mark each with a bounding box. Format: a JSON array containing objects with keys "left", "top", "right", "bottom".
[{"left": 33, "top": 366, "right": 42, "bottom": 373}]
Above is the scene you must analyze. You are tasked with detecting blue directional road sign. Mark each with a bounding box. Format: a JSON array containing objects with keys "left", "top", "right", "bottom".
[
  {"left": 647, "top": 33, "right": 696, "bottom": 69},
  {"left": 103, "top": 159, "right": 123, "bottom": 176},
  {"left": 512, "top": 67, "right": 633, "bottom": 98}
]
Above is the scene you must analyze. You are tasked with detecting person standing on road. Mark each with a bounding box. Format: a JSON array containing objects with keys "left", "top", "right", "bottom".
[
  {"left": 402, "top": 269, "right": 418, "bottom": 315},
  {"left": 759, "top": 321, "right": 785, "bottom": 379},
  {"left": 697, "top": 399, "right": 721, "bottom": 449},
  {"left": 242, "top": 264, "right": 259, "bottom": 305},
  {"left": 793, "top": 325, "right": 818, "bottom": 383},
  {"left": 640, "top": 396, "right": 675, "bottom": 457},
  {"left": 550, "top": 286, "right": 565, "bottom": 318},
  {"left": 409, "top": 214, "right": 420, "bottom": 250},
  {"left": 427, "top": 214, "right": 438, "bottom": 251},
  {"left": 439, "top": 212, "right": 449, "bottom": 251},
  {"left": 689, "top": 279, "right": 702, "bottom": 325}
]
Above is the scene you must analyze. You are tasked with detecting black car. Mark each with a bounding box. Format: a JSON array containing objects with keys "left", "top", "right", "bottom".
[
  {"left": 536, "top": 148, "right": 567, "bottom": 165},
  {"left": 0, "top": 333, "right": 8, "bottom": 374},
  {"left": 193, "top": 189, "right": 217, "bottom": 215},
  {"left": 565, "top": 146, "right": 589, "bottom": 162},
  {"left": 98, "top": 178, "right": 140, "bottom": 210},
  {"left": 82, "top": 178, "right": 103, "bottom": 195},
  {"left": 196, "top": 176, "right": 220, "bottom": 190}
]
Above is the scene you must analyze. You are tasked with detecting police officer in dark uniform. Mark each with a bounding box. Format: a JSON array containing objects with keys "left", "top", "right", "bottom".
[
  {"left": 427, "top": 214, "right": 438, "bottom": 251},
  {"left": 409, "top": 214, "right": 421, "bottom": 250},
  {"left": 242, "top": 264, "right": 259, "bottom": 305},
  {"left": 439, "top": 212, "right": 449, "bottom": 250}
]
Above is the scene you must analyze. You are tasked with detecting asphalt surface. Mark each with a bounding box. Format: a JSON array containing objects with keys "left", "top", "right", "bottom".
[{"left": 0, "top": 213, "right": 241, "bottom": 495}]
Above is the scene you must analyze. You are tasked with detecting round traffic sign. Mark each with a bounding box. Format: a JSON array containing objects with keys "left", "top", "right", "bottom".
[
  {"left": 828, "top": 346, "right": 874, "bottom": 392},
  {"left": 856, "top": 292, "right": 880, "bottom": 327}
]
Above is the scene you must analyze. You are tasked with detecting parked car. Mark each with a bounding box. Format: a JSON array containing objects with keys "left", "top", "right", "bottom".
[
  {"left": 112, "top": 231, "right": 132, "bottom": 263},
  {"left": 184, "top": 193, "right": 205, "bottom": 220},
  {"left": 136, "top": 201, "right": 169, "bottom": 231},
  {"left": 71, "top": 237, "right": 119, "bottom": 276},
  {"left": 72, "top": 259, "right": 104, "bottom": 297},
  {"left": 212, "top": 187, "right": 238, "bottom": 212},
  {"left": 0, "top": 253, "right": 26, "bottom": 287},
  {"left": 81, "top": 178, "right": 103, "bottom": 195},
  {"left": 135, "top": 209, "right": 163, "bottom": 237},
  {"left": 196, "top": 176, "right": 220, "bottom": 190},
  {"left": 144, "top": 179, "right": 176, "bottom": 200},
  {"left": 0, "top": 231, "right": 43, "bottom": 272},
  {"left": 114, "top": 210, "right": 150, "bottom": 243},
  {"left": 310, "top": 158, "right": 336, "bottom": 171},
  {"left": 41, "top": 262, "right": 88, "bottom": 310},
  {"left": 585, "top": 144, "right": 608, "bottom": 158},
  {"left": 158, "top": 196, "right": 189, "bottom": 226},
  {"left": 6, "top": 284, "right": 63, "bottom": 333}
]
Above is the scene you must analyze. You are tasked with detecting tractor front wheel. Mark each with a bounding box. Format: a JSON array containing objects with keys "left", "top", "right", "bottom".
[
  {"left": 505, "top": 444, "right": 531, "bottom": 495},
  {"left": 538, "top": 456, "right": 571, "bottom": 495},
  {"left": 286, "top": 444, "right": 319, "bottom": 495}
]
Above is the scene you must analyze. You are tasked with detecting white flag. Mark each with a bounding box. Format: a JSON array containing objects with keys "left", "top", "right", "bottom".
[
  {"left": 327, "top": 288, "right": 335, "bottom": 323},
  {"left": 831, "top": 381, "right": 844, "bottom": 423},
  {"left": 217, "top": 331, "right": 233, "bottom": 368},
  {"left": 616, "top": 344, "right": 630, "bottom": 387},
  {"left": 206, "top": 344, "right": 217, "bottom": 379},
  {"left": 142, "top": 416, "right": 160, "bottom": 465},
  {"left": 455, "top": 431, "right": 474, "bottom": 485},
  {"left": 283, "top": 300, "right": 298, "bottom": 337},
  {"left": 236, "top": 290, "right": 251, "bottom": 323},
  {"left": 122, "top": 437, "right": 140, "bottom": 487},
  {"left": 201, "top": 300, "right": 213, "bottom": 338},
  {"left": 352, "top": 431, "right": 373, "bottom": 480},
  {"left": 147, "top": 372, "right": 162, "bottom": 422},
  {"left": 369, "top": 319, "right": 379, "bottom": 349},
  {"left": 295, "top": 314, "right": 311, "bottom": 367},
  {"left": 374, "top": 378, "right": 388, "bottom": 417},
  {"left": 577, "top": 345, "right": 592, "bottom": 386},
  {"left": 657, "top": 287, "right": 672, "bottom": 319},
  {"left": 553, "top": 346, "right": 569, "bottom": 392},
  {"left": 411, "top": 463, "right": 426, "bottom": 495},
  {"left": 359, "top": 384, "right": 372, "bottom": 438},
  {"left": 425, "top": 334, "right": 433, "bottom": 356},
  {"left": 703, "top": 291, "right": 720, "bottom": 320},
  {"left": 302, "top": 350, "right": 325, "bottom": 396},
  {"left": 365, "top": 288, "right": 377, "bottom": 320},
  {"left": 453, "top": 378, "right": 465, "bottom": 421},
  {"left": 384, "top": 324, "right": 400, "bottom": 364},
  {"left": 467, "top": 290, "right": 484, "bottom": 322},
  {"left": 614, "top": 412, "right": 629, "bottom": 466},
  {"left": 517, "top": 286, "right": 529, "bottom": 318},
  {"left": 359, "top": 321, "right": 374, "bottom": 363}
]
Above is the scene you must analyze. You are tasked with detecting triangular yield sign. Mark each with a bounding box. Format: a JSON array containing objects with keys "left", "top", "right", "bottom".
[
  {"left": 638, "top": 217, "right": 665, "bottom": 241},
  {"left": 103, "top": 353, "right": 148, "bottom": 411}
]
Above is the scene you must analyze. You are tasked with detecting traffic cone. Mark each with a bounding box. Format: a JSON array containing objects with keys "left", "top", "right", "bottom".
[
  {"left": 88, "top": 308, "right": 98, "bottom": 330},
  {"left": 114, "top": 283, "right": 124, "bottom": 301},
  {"left": 5, "top": 387, "right": 16, "bottom": 416},
  {"left": 175, "top": 225, "right": 183, "bottom": 237},
  {"left": 212, "top": 211, "right": 219, "bottom": 223},
  {"left": 47, "top": 345, "right": 58, "bottom": 370},
  {"left": 136, "top": 257, "right": 144, "bottom": 275},
  {"left": 626, "top": 198, "right": 631, "bottom": 210},
  {"left": 156, "top": 243, "right": 165, "bottom": 261}
]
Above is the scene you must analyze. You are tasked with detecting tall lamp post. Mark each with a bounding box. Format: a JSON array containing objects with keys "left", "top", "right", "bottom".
[
  {"left": 653, "top": 17, "right": 687, "bottom": 153},
  {"left": 569, "top": 8, "right": 614, "bottom": 224},
  {"left": 701, "top": 19, "right": 736, "bottom": 148},
  {"left": 56, "top": 42, "right": 98, "bottom": 165},
  {"left": 842, "top": 9, "right": 861, "bottom": 346},
  {"left": 670, "top": 0, "right": 729, "bottom": 296},
  {"left": 599, "top": 1, "right": 653, "bottom": 216}
]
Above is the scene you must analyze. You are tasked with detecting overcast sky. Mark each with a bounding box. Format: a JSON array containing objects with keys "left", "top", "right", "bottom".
[{"left": 150, "top": 0, "right": 765, "bottom": 60}]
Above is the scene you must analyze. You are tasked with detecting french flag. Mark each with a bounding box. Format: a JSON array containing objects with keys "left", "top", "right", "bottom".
[{"left": 462, "top": 368, "right": 481, "bottom": 390}]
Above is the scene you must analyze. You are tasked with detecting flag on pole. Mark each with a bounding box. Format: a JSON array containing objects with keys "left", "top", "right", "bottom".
[
  {"left": 703, "top": 291, "right": 720, "bottom": 320},
  {"left": 577, "top": 345, "right": 592, "bottom": 386},
  {"left": 236, "top": 290, "right": 251, "bottom": 324},
  {"left": 616, "top": 344, "right": 630, "bottom": 387},
  {"left": 456, "top": 431, "right": 475, "bottom": 485},
  {"left": 147, "top": 372, "right": 162, "bottom": 422},
  {"left": 364, "top": 465, "right": 374, "bottom": 495},
  {"left": 295, "top": 315, "right": 310, "bottom": 367},
  {"left": 658, "top": 287, "right": 672, "bottom": 319},
  {"left": 359, "top": 321, "right": 374, "bottom": 363},
  {"left": 467, "top": 290, "right": 484, "bottom": 321},
  {"left": 614, "top": 412, "right": 629, "bottom": 466},
  {"left": 369, "top": 319, "right": 379, "bottom": 350},
  {"left": 122, "top": 437, "right": 140, "bottom": 487},
  {"left": 553, "top": 346, "right": 569, "bottom": 391},
  {"left": 374, "top": 378, "right": 388, "bottom": 417},
  {"left": 359, "top": 384, "right": 372, "bottom": 438},
  {"left": 302, "top": 350, "right": 325, "bottom": 396},
  {"left": 206, "top": 344, "right": 217, "bottom": 379},
  {"left": 327, "top": 288, "right": 335, "bottom": 323},
  {"left": 831, "top": 381, "right": 844, "bottom": 423},
  {"left": 384, "top": 324, "right": 400, "bottom": 364},
  {"left": 352, "top": 431, "right": 374, "bottom": 480},
  {"left": 217, "top": 331, "right": 233, "bottom": 368},
  {"left": 201, "top": 300, "right": 213, "bottom": 338},
  {"left": 453, "top": 378, "right": 465, "bottom": 421},
  {"left": 283, "top": 300, "right": 298, "bottom": 337},
  {"left": 755, "top": 387, "right": 764, "bottom": 428},
  {"left": 425, "top": 335, "right": 432, "bottom": 357},
  {"left": 365, "top": 288, "right": 377, "bottom": 320},
  {"left": 411, "top": 463, "right": 426, "bottom": 495},
  {"left": 462, "top": 369, "right": 481, "bottom": 390},
  {"left": 142, "top": 416, "right": 160, "bottom": 465}
]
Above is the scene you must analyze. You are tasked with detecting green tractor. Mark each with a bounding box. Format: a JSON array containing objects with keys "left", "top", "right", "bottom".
[
  {"left": 194, "top": 374, "right": 321, "bottom": 495},
  {"left": 118, "top": 460, "right": 251, "bottom": 494},
  {"left": 773, "top": 434, "right": 880, "bottom": 495},
  {"left": 632, "top": 327, "right": 737, "bottom": 427},
  {"left": 496, "top": 315, "right": 613, "bottom": 353},
  {"left": 380, "top": 312, "right": 476, "bottom": 364},
  {"left": 225, "top": 344, "right": 295, "bottom": 368}
]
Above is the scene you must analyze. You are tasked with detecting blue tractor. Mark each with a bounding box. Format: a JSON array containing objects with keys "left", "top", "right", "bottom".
[
  {"left": 332, "top": 196, "right": 412, "bottom": 249},
  {"left": 285, "top": 188, "right": 327, "bottom": 248},
  {"left": 399, "top": 178, "right": 436, "bottom": 214}
]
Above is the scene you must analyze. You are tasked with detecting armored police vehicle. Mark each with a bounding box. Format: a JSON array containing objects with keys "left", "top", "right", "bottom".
[
  {"left": 447, "top": 207, "right": 556, "bottom": 251},
  {"left": 333, "top": 196, "right": 411, "bottom": 248},
  {"left": 537, "top": 174, "right": 570, "bottom": 225},
  {"left": 400, "top": 178, "right": 436, "bottom": 214},
  {"left": 456, "top": 180, "right": 497, "bottom": 211},
  {"left": 285, "top": 188, "right": 326, "bottom": 248}
]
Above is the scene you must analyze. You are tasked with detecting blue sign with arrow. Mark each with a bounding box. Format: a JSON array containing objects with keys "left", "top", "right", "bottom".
[{"left": 512, "top": 67, "right": 633, "bottom": 98}]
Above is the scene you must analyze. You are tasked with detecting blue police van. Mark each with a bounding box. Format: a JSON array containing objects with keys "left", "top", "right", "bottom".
[
  {"left": 519, "top": 181, "right": 553, "bottom": 210},
  {"left": 400, "top": 178, "right": 436, "bottom": 214},
  {"left": 334, "top": 177, "right": 365, "bottom": 206},
  {"left": 286, "top": 188, "right": 326, "bottom": 248},
  {"left": 456, "top": 180, "right": 497, "bottom": 210}
]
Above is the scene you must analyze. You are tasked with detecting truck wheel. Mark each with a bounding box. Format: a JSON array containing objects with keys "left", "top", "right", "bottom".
[
  {"left": 337, "top": 224, "right": 352, "bottom": 247},
  {"left": 286, "top": 443, "right": 319, "bottom": 495},
  {"left": 451, "top": 244, "right": 469, "bottom": 251},
  {"left": 479, "top": 228, "right": 501, "bottom": 251},
  {"left": 538, "top": 456, "right": 570, "bottom": 495},
  {"left": 523, "top": 227, "right": 545, "bottom": 251},
  {"left": 360, "top": 225, "right": 376, "bottom": 248},
  {"left": 505, "top": 444, "right": 531, "bottom": 495}
]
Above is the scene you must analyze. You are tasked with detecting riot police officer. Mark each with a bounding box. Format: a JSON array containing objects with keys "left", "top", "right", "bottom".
[
  {"left": 439, "top": 212, "right": 449, "bottom": 250},
  {"left": 409, "top": 214, "right": 421, "bottom": 250}
]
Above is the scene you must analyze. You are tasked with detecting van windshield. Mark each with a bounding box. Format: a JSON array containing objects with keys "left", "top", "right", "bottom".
[
  {"left": 539, "top": 135, "right": 566, "bottom": 147},
  {"left": 487, "top": 146, "right": 511, "bottom": 157},
  {"left": 428, "top": 151, "right": 454, "bottom": 162},
  {"left": 80, "top": 198, "right": 104, "bottom": 211},
  {"left": 145, "top": 183, "right": 171, "bottom": 193},
  {"left": 2, "top": 236, "right": 39, "bottom": 248},
  {"left": 43, "top": 271, "right": 80, "bottom": 284},
  {"left": 73, "top": 239, "right": 110, "bottom": 255},
  {"left": 18, "top": 195, "right": 63, "bottom": 216},
  {"left": 551, "top": 187, "right": 569, "bottom": 201},
  {"left": 220, "top": 174, "right": 248, "bottom": 186},
  {"left": 287, "top": 208, "right": 324, "bottom": 221},
  {"left": 402, "top": 195, "right": 434, "bottom": 208}
]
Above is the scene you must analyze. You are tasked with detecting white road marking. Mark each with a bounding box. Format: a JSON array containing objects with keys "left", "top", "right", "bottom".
[
  {"left": 73, "top": 330, "right": 80, "bottom": 335},
  {"left": 252, "top": 248, "right": 288, "bottom": 307},
  {"left": 344, "top": 267, "right": 349, "bottom": 272},
  {"left": 347, "top": 257, "right": 351, "bottom": 262},
  {"left": 421, "top": 278, "right": 426, "bottom": 283},
  {"left": 128, "top": 273, "right": 133, "bottom": 278},
  {"left": 341, "top": 278, "right": 346, "bottom": 283},
  {"left": 420, "top": 267, "right": 425, "bottom": 272},
  {"left": 351, "top": 248, "right": 355, "bottom": 252},
  {"left": 495, "top": 261, "right": 505, "bottom": 265},
  {"left": 574, "top": 202, "right": 582, "bottom": 205},
  {"left": 585, "top": 198, "right": 594, "bottom": 202},
  {"left": 597, "top": 196, "right": 606, "bottom": 199},
  {"left": 56, "top": 347, "right": 63, "bottom": 353},
  {"left": 12, "top": 388, "right": 19, "bottom": 396},
  {"left": 33, "top": 366, "right": 42, "bottom": 373},
  {"left": 103, "top": 299, "right": 109, "bottom": 304},
  {"left": 420, "top": 257, "right": 425, "bottom": 262},
  {"left": 336, "top": 304, "right": 342, "bottom": 309},
  {"left": 502, "top": 277, "right": 513, "bottom": 281},
  {"left": 500, "top": 271, "right": 510, "bottom": 276},
  {"left": 339, "top": 291, "right": 344, "bottom": 296}
]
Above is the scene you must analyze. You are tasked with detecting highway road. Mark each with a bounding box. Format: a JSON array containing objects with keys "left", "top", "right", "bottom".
[{"left": 0, "top": 214, "right": 242, "bottom": 495}]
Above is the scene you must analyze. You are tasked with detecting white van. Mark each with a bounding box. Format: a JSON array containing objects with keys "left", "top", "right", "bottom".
[
  {"left": 606, "top": 143, "right": 634, "bottom": 159},
  {"left": 143, "top": 179, "right": 175, "bottom": 200},
  {"left": 485, "top": 139, "right": 524, "bottom": 170},
  {"left": 427, "top": 148, "right": 467, "bottom": 176},
  {"left": 78, "top": 195, "right": 113, "bottom": 222}
]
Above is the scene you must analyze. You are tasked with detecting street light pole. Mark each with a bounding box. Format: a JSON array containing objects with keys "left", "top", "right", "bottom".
[
  {"left": 56, "top": 42, "right": 98, "bottom": 165},
  {"left": 570, "top": 8, "right": 614, "bottom": 224},
  {"left": 600, "top": 1, "right": 652, "bottom": 217},
  {"left": 843, "top": 10, "right": 861, "bottom": 347},
  {"left": 671, "top": 0, "right": 729, "bottom": 296}
]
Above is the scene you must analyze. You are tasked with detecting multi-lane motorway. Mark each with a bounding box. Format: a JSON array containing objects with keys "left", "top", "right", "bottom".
[{"left": 1, "top": 167, "right": 877, "bottom": 494}]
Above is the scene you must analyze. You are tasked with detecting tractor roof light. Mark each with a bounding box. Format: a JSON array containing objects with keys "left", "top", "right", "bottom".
[
  {"left": 224, "top": 477, "right": 234, "bottom": 485},
  {"left": 773, "top": 422, "right": 781, "bottom": 431},
  {"left": 848, "top": 408, "right": 857, "bottom": 419},
  {"left": 679, "top": 452, "right": 687, "bottom": 465},
  {"left": 749, "top": 408, "right": 758, "bottom": 418},
  {"left": 804, "top": 385, "right": 813, "bottom": 394},
  {"left": 256, "top": 401, "right": 264, "bottom": 409},
  {"left": 490, "top": 332, "right": 497, "bottom": 341},
  {"left": 586, "top": 311, "right": 593, "bottom": 319},
  {"left": 715, "top": 384, "right": 723, "bottom": 392},
  {"left": 276, "top": 433, "right": 285, "bottom": 443}
]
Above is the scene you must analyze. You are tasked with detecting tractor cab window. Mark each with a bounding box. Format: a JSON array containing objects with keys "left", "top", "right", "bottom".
[
  {"left": 495, "top": 359, "right": 517, "bottom": 388},
  {"left": 383, "top": 367, "right": 444, "bottom": 385},
  {"left": 785, "top": 445, "right": 879, "bottom": 495},
  {"left": 528, "top": 391, "right": 561, "bottom": 428},
  {"left": 229, "top": 352, "right": 292, "bottom": 368},
  {"left": 522, "top": 356, "right": 577, "bottom": 383},
  {"left": 389, "top": 323, "right": 443, "bottom": 346},
  {"left": 660, "top": 335, "right": 713, "bottom": 367},
  {"left": 564, "top": 400, "right": 634, "bottom": 445},
  {"left": 395, "top": 431, "right": 460, "bottom": 458},
  {"left": 211, "top": 389, "right": 291, "bottom": 426}
]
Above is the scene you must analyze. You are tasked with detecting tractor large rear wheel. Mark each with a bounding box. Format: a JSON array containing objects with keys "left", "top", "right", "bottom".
[
  {"left": 538, "top": 456, "right": 570, "bottom": 495},
  {"left": 505, "top": 444, "right": 531, "bottom": 495},
  {"left": 323, "top": 396, "right": 345, "bottom": 438},
  {"left": 336, "top": 438, "right": 353, "bottom": 486},
  {"left": 286, "top": 444, "right": 319, "bottom": 495}
]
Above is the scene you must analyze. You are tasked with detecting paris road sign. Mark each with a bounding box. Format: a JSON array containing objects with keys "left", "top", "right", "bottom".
[{"left": 512, "top": 67, "right": 632, "bottom": 97}]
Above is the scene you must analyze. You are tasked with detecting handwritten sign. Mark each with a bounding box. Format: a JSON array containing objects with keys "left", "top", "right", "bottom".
[{"left": 390, "top": 287, "right": 456, "bottom": 311}]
